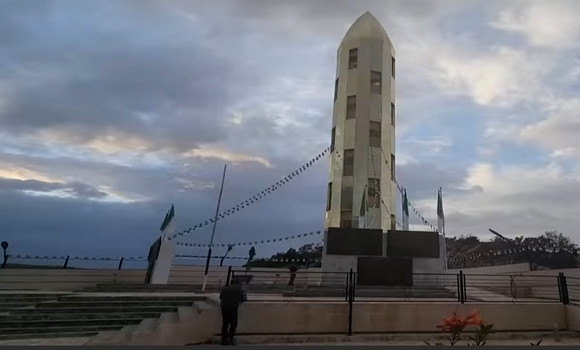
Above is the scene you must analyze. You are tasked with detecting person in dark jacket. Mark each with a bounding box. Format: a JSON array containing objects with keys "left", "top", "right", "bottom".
[{"left": 219, "top": 278, "right": 247, "bottom": 345}]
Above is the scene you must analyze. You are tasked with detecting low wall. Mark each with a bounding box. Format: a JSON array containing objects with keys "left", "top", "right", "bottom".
[
  {"left": 234, "top": 302, "right": 567, "bottom": 334},
  {"left": 567, "top": 305, "right": 580, "bottom": 331},
  {"left": 448, "top": 263, "right": 531, "bottom": 275}
]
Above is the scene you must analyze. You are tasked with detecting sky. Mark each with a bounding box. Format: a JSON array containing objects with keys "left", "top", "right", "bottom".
[{"left": 2, "top": 0, "right": 580, "bottom": 265}]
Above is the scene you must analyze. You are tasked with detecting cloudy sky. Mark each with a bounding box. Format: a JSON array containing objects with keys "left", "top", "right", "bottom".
[{"left": 2, "top": 0, "right": 580, "bottom": 263}]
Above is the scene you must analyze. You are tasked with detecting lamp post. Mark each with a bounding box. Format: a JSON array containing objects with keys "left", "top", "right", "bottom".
[{"left": 220, "top": 244, "right": 234, "bottom": 267}]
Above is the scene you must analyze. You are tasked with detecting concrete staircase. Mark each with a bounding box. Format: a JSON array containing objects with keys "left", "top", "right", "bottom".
[
  {"left": 0, "top": 292, "right": 69, "bottom": 313},
  {"left": 0, "top": 291, "right": 211, "bottom": 341},
  {"left": 85, "top": 296, "right": 219, "bottom": 345}
]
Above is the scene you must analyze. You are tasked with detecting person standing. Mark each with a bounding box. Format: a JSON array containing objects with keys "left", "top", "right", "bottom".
[{"left": 219, "top": 278, "right": 247, "bottom": 345}]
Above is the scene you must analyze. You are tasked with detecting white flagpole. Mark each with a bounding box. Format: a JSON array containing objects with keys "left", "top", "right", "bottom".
[{"left": 202, "top": 164, "right": 227, "bottom": 292}]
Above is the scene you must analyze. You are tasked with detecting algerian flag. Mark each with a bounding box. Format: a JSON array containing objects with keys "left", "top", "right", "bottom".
[
  {"left": 358, "top": 185, "right": 367, "bottom": 228},
  {"left": 402, "top": 188, "right": 409, "bottom": 230},
  {"left": 160, "top": 204, "right": 175, "bottom": 239},
  {"left": 437, "top": 188, "right": 445, "bottom": 236}
]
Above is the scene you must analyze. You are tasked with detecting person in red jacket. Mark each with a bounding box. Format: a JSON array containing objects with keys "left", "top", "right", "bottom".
[{"left": 219, "top": 278, "right": 247, "bottom": 345}]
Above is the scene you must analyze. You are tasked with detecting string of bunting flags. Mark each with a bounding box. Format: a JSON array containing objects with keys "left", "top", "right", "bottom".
[
  {"left": 378, "top": 147, "right": 440, "bottom": 233},
  {"left": 335, "top": 153, "right": 403, "bottom": 227},
  {"left": 448, "top": 245, "right": 579, "bottom": 263},
  {"left": 367, "top": 147, "right": 403, "bottom": 228},
  {"left": 176, "top": 230, "right": 323, "bottom": 248},
  {"left": 167, "top": 147, "right": 332, "bottom": 242},
  {"left": 175, "top": 255, "right": 320, "bottom": 264}
]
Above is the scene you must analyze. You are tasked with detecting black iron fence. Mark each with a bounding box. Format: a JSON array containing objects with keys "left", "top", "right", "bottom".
[{"left": 227, "top": 268, "right": 574, "bottom": 305}]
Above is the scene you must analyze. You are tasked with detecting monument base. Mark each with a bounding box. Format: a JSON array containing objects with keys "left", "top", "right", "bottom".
[{"left": 321, "top": 228, "right": 447, "bottom": 286}]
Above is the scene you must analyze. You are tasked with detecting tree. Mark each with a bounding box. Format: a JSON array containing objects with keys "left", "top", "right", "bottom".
[{"left": 248, "top": 243, "right": 322, "bottom": 268}]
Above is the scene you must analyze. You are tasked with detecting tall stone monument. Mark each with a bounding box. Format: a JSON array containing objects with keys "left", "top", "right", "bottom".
[{"left": 321, "top": 12, "right": 445, "bottom": 284}]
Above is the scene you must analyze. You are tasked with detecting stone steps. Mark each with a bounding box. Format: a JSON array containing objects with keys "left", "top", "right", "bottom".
[
  {"left": 0, "top": 312, "right": 166, "bottom": 321},
  {"left": 0, "top": 324, "right": 128, "bottom": 336},
  {"left": 58, "top": 295, "right": 204, "bottom": 302},
  {"left": 0, "top": 331, "right": 101, "bottom": 341},
  {"left": 34, "top": 300, "right": 195, "bottom": 308},
  {"left": 9, "top": 306, "right": 180, "bottom": 315},
  {"left": 81, "top": 284, "right": 208, "bottom": 293},
  {"left": 0, "top": 317, "right": 144, "bottom": 331},
  {"left": 0, "top": 289, "right": 211, "bottom": 341}
]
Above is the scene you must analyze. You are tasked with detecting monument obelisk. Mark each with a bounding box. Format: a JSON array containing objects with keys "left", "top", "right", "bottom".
[{"left": 322, "top": 12, "right": 396, "bottom": 273}]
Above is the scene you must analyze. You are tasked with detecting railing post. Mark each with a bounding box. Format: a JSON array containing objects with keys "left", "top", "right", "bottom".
[
  {"left": 557, "top": 275, "right": 563, "bottom": 303},
  {"left": 63, "top": 256, "right": 70, "bottom": 269},
  {"left": 352, "top": 272, "right": 357, "bottom": 302},
  {"left": 456, "top": 273, "right": 461, "bottom": 303},
  {"left": 348, "top": 268, "right": 353, "bottom": 336},
  {"left": 345, "top": 272, "right": 349, "bottom": 302},
  {"left": 117, "top": 257, "right": 124, "bottom": 270},
  {"left": 558, "top": 272, "right": 569, "bottom": 305},
  {"left": 226, "top": 266, "right": 233, "bottom": 286},
  {"left": 459, "top": 270, "right": 465, "bottom": 304}
]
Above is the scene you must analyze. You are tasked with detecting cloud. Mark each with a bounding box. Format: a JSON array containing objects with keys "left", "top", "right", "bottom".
[
  {"left": 183, "top": 146, "right": 272, "bottom": 168},
  {"left": 411, "top": 162, "right": 580, "bottom": 241},
  {"left": 517, "top": 98, "right": 580, "bottom": 158},
  {"left": 0, "top": 178, "right": 107, "bottom": 199},
  {"left": 490, "top": 1, "right": 580, "bottom": 50},
  {"left": 2, "top": 0, "right": 580, "bottom": 261}
]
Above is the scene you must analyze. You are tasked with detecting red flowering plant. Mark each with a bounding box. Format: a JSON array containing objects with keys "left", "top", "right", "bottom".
[{"left": 435, "top": 309, "right": 494, "bottom": 346}]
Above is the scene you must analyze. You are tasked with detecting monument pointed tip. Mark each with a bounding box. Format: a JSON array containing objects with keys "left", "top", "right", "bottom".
[{"left": 341, "top": 11, "right": 391, "bottom": 44}]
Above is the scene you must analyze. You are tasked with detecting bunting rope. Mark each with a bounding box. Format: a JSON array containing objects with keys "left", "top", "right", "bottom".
[
  {"left": 378, "top": 147, "right": 439, "bottom": 233},
  {"left": 367, "top": 148, "right": 403, "bottom": 228},
  {"left": 168, "top": 147, "right": 332, "bottom": 241},
  {"left": 176, "top": 230, "right": 323, "bottom": 248}
]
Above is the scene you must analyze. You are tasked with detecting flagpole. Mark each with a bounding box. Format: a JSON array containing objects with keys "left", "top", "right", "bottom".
[
  {"left": 439, "top": 187, "right": 448, "bottom": 270},
  {"left": 202, "top": 164, "right": 227, "bottom": 292}
]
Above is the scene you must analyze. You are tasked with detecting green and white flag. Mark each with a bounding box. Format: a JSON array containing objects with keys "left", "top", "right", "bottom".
[
  {"left": 402, "top": 188, "right": 409, "bottom": 230},
  {"left": 160, "top": 204, "right": 175, "bottom": 239},
  {"left": 437, "top": 188, "right": 445, "bottom": 236},
  {"left": 358, "top": 185, "right": 367, "bottom": 228}
]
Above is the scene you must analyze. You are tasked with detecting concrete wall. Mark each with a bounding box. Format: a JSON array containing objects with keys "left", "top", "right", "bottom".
[
  {"left": 233, "top": 302, "right": 567, "bottom": 334},
  {"left": 566, "top": 305, "right": 580, "bottom": 331}
]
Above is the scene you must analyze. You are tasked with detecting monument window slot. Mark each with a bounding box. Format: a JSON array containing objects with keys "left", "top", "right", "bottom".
[
  {"left": 343, "top": 149, "right": 354, "bottom": 176},
  {"left": 391, "top": 154, "right": 396, "bottom": 180},
  {"left": 370, "top": 121, "right": 381, "bottom": 148},
  {"left": 341, "top": 185, "right": 353, "bottom": 210},
  {"left": 341, "top": 210, "right": 353, "bottom": 228},
  {"left": 334, "top": 78, "right": 339, "bottom": 101},
  {"left": 391, "top": 103, "right": 395, "bottom": 126},
  {"left": 326, "top": 183, "right": 332, "bottom": 211},
  {"left": 349, "top": 48, "right": 358, "bottom": 69},
  {"left": 391, "top": 214, "right": 396, "bottom": 230},
  {"left": 371, "top": 70, "right": 382, "bottom": 94},
  {"left": 368, "top": 178, "right": 380, "bottom": 208},
  {"left": 391, "top": 57, "right": 395, "bottom": 78},
  {"left": 346, "top": 95, "right": 356, "bottom": 119},
  {"left": 331, "top": 127, "right": 336, "bottom": 152}
]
